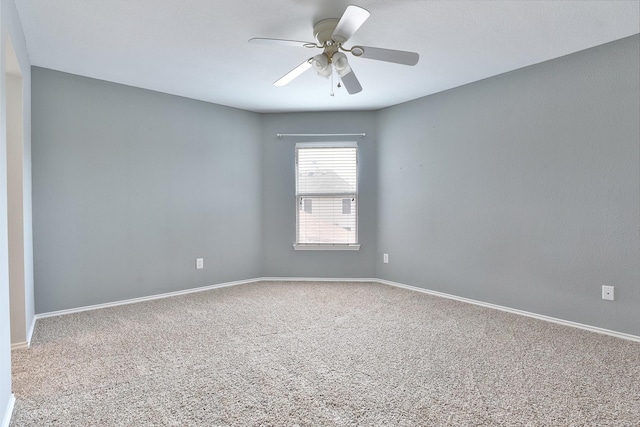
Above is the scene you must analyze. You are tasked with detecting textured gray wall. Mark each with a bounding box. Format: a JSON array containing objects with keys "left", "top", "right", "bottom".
[
  {"left": 32, "top": 68, "right": 263, "bottom": 313},
  {"left": 376, "top": 36, "right": 640, "bottom": 336},
  {"left": 261, "top": 112, "right": 378, "bottom": 278}
]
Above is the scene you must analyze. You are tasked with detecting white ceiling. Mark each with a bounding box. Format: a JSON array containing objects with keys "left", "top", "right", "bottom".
[{"left": 15, "top": 0, "right": 640, "bottom": 113}]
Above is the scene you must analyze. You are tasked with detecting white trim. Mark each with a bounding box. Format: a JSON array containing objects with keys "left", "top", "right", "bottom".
[
  {"left": 377, "top": 279, "right": 640, "bottom": 343},
  {"left": 26, "top": 315, "right": 36, "bottom": 347},
  {"left": 279, "top": 133, "right": 365, "bottom": 139},
  {"left": 1, "top": 394, "right": 15, "bottom": 427},
  {"left": 11, "top": 317, "right": 37, "bottom": 351},
  {"left": 295, "top": 141, "right": 358, "bottom": 148},
  {"left": 293, "top": 244, "right": 360, "bottom": 251},
  {"left": 10, "top": 342, "right": 27, "bottom": 351},
  {"left": 261, "top": 277, "right": 377, "bottom": 283},
  {"left": 32, "top": 277, "right": 640, "bottom": 343},
  {"left": 35, "top": 278, "right": 261, "bottom": 320}
]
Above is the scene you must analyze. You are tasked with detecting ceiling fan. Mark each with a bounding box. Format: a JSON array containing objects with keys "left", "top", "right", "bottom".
[{"left": 249, "top": 5, "right": 419, "bottom": 95}]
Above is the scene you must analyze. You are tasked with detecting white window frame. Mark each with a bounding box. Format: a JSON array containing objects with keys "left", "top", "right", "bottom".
[{"left": 293, "top": 141, "right": 360, "bottom": 251}]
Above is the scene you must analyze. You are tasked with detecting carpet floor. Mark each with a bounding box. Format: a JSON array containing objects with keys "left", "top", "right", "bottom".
[{"left": 10, "top": 281, "right": 640, "bottom": 426}]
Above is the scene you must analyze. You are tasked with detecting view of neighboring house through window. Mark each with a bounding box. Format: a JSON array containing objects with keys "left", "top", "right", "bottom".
[{"left": 295, "top": 142, "right": 359, "bottom": 249}]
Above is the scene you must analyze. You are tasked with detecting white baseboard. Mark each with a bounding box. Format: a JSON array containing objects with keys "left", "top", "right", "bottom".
[
  {"left": 35, "top": 278, "right": 262, "bottom": 320},
  {"left": 35, "top": 277, "right": 375, "bottom": 321},
  {"left": 10, "top": 342, "right": 28, "bottom": 351},
  {"left": 9, "top": 316, "right": 37, "bottom": 351},
  {"left": 377, "top": 279, "right": 640, "bottom": 343},
  {"left": 1, "top": 394, "right": 15, "bottom": 427},
  {"left": 33, "top": 276, "right": 640, "bottom": 343},
  {"left": 10, "top": 316, "right": 35, "bottom": 351},
  {"left": 261, "top": 277, "right": 378, "bottom": 283}
]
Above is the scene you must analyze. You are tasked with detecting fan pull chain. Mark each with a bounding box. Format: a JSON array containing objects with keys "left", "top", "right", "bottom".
[{"left": 330, "top": 68, "right": 335, "bottom": 96}]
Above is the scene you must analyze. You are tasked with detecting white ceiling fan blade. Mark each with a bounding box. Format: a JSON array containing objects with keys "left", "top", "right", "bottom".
[
  {"left": 249, "top": 38, "right": 316, "bottom": 48},
  {"left": 273, "top": 59, "right": 313, "bottom": 86},
  {"left": 340, "top": 69, "right": 363, "bottom": 94},
  {"left": 332, "top": 5, "right": 370, "bottom": 44},
  {"left": 351, "top": 46, "right": 419, "bottom": 65}
]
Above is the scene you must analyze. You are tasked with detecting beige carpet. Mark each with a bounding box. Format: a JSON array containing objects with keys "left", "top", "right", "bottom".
[{"left": 10, "top": 281, "right": 640, "bottom": 426}]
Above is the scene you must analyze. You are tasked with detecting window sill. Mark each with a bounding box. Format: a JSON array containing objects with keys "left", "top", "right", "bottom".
[{"left": 293, "top": 244, "right": 361, "bottom": 251}]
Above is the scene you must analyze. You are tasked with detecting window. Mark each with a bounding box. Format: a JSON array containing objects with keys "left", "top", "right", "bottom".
[{"left": 294, "top": 142, "right": 359, "bottom": 250}]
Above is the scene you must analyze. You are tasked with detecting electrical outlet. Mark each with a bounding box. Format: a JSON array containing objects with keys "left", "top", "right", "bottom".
[
  {"left": 383, "top": 253, "right": 389, "bottom": 264},
  {"left": 196, "top": 258, "right": 204, "bottom": 270},
  {"left": 602, "top": 285, "right": 614, "bottom": 301}
]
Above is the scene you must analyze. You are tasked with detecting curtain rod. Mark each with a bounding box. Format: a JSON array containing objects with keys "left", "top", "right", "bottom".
[{"left": 276, "top": 133, "right": 365, "bottom": 138}]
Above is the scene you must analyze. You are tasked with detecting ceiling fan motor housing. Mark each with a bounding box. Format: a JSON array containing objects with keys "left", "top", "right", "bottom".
[{"left": 314, "top": 18, "right": 340, "bottom": 46}]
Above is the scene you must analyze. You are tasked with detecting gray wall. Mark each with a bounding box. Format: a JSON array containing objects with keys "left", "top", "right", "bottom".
[
  {"left": 32, "top": 68, "right": 263, "bottom": 313},
  {"left": 261, "top": 112, "right": 378, "bottom": 278},
  {"left": 30, "top": 36, "right": 639, "bottom": 339},
  {"left": 32, "top": 73, "right": 381, "bottom": 312},
  {"left": 376, "top": 35, "right": 640, "bottom": 336}
]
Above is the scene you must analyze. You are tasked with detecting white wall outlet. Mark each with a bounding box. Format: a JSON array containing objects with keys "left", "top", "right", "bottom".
[
  {"left": 196, "top": 258, "right": 204, "bottom": 270},
  {"left": 383, "top": 253, "right": 389, "bottom": 264},
  {"left": 602, "top": 285, "right": 614, "bottom": 301}
]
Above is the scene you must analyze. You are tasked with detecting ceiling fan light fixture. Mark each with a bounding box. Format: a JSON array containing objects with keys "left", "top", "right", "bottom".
[
  {"left": 316, "top": 66, "right": 332, "bottom": 78},
  {"left": 331, "top": 52, "right": 349, "bottom": 72},
  {"left": 311, "top": 53, "right": 329, "bottom": 72}
]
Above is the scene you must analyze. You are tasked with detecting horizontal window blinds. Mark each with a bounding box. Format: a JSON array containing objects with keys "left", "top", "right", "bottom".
[
  {"left": 296, "top": 147, "right": 357, "bottom": 194},
  {"left": 296, "top": 145, "right": 358, "bottom": 245}
]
